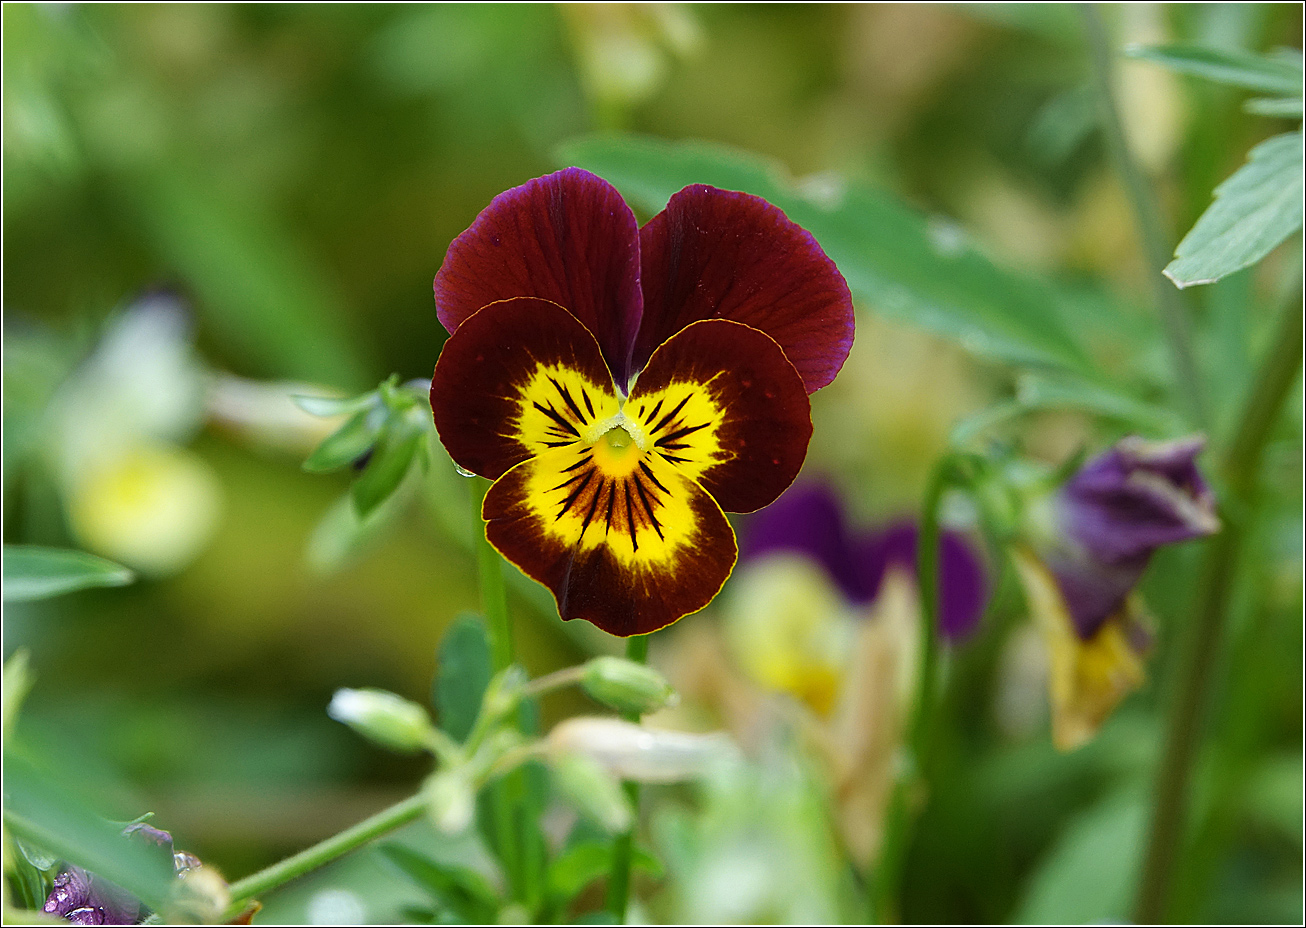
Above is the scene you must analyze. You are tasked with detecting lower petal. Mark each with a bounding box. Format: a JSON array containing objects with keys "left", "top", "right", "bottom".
[{"left": 483, "top": 447, "right": 737, "bottom": 637}]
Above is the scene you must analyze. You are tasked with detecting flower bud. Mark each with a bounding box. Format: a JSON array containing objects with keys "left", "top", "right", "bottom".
[
  {"left": 425, "top": 768, "right": 476, "bottom": 834},
  {"left": 549, "top": 751, "right": 633, "bottom": 833},
  {"left": 327, "top": 688, "right": 434, "bottom": 754},
  {"left": 547, "top": 716, "right": 736, "bottom": 784},
  {"left": 581, "top": 656, "right": 678, "bottom": 716}
]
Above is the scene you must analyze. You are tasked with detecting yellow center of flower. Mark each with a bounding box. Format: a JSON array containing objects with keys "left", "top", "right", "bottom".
[{"left": 589, "top": 423, "right": 644, "bottom": 477}]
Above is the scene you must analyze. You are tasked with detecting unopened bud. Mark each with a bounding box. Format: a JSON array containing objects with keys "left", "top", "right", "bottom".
[
  {"left": 425, "top": 769, "right": 476, "bottom": 834},
  {"left": 549, "top": 751, "right": 632, "bottom": 833},
  {"left": 328, "top": 688, "right": 433, "bottom": 753},
  {"left": 581, "top": 657, "right": 678, "bottom": 716},
  {"left": 548, "top": 716, "right": 737, "bottom": 783}
]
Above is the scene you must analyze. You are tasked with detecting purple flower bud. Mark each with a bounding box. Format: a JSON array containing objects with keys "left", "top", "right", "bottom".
[
  {"left": 43, "top": 822, "right": 178, "bottom": 925},
  {"left": 43, "top": 867, "right": 140, "bottom": 925},
  {"left": 741, "top": 480, "right": 990, "bottom": 640},
  {"left": 1048, "top": 436, "right": 1219, "bottom": 639}
]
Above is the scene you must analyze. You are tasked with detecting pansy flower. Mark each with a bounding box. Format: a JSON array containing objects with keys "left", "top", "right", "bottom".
[
  {"left": 1014, "top": 435, "right": 1219, "bottom": 750},
  {"left": 430, "top": 169, "right": 854, "bottom": 637}
]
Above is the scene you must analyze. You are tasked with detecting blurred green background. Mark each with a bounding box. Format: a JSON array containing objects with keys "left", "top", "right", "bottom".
[{"left": 3, "top": 3, "right": 1301, "bottom": 924}]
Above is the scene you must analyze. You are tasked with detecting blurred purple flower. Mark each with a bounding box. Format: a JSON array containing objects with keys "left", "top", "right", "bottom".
[
  {"left": 43, "top": 824, "right": 175, "bottom": 926},
  {"left": 1014, "top": 434, "right": 1219, "bottom": 750},
  {"left": 740, "top": 479, "right": 989, "bottom": 640},
  {"left": 1046, "top": 435, "right": 1219, "bottom": 641}
]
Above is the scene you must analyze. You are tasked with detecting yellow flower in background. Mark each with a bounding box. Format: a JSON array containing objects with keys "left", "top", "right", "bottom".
[{"left": 45, "top": 293, "right": 222, "bottom": 577}]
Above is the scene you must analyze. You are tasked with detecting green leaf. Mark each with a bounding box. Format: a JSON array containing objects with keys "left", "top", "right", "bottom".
[
  {"left": 546, "top": 839, "right": 663, "bottom": 903},
  {"left": 2, "top": 546, "right": 135, "bottom": 601},
  {"left": 302, "top": 407, "right": 382, "bottom": 474},
  {"left": 433, "top": 614, "right": 493, "bottom": 743},
  {"left": 1015, "top": 791, "right": 1147, "bottom": 924},
  {"left": 1165, "top": 132, "right": 1304, "bottom": 288},
  {"left": 1013, "top": 374, "right": 1190, "bottom": 434},
  {"left": 3, "top": 751, "right": 176, "bottom": 914},
  {"left": 557, "top": 135, "right": 1092, "bottom": 372},
  {"left": 1245, "top": 97, "right": 1304, "bottom": 119},
  {"left": 291, "top": 389, "right": 377, "bottom": 418},
  {"left": 350, "top": 419, "right": 424, "bottom": 517},
  {"left": 1126, "top": 44, "right": 1302, "bottom": 96},
  {"left": 377, "top": 843, "right": 499, "bottom": 923}
]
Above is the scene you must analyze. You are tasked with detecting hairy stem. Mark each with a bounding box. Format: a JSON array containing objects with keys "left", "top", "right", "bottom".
[
  {"left": 606, "top": 633, "right": 649, "bottom": 922},
  {"left": 1134, "top": 291, "right": 1302, "bottom": 921},
  {"left": 1081, "top": 3, "right": 1205, "bottom": 426},
  {"left": 224, "top": 794, "right": 427, "bottom": 915}
]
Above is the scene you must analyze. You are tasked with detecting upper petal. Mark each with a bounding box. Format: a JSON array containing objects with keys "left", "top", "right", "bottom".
[
  {"left": 430, "top": 297, "right": 621, "bottom": 479},
  {"left": 433, "top": 168, "right": 644, "bottom": 384},
  {"left": 635, "top": 185, "right": 854, "bottom": 393},
  {"left": 626, "top": 319, "right": 811, "bottom": 514}
]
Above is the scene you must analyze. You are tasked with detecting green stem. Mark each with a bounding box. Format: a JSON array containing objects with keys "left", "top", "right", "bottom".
[
  {"left": 471, "top": 477, "right": 513, "bottom": 672},
  {"left": 1080, "top": 3, "right": 1205, "bottom": 426},
  {"left": 224, "top": 793, "right": 427, "bottom": 915},
  {"left": 1133, "top": 292, "right": 1302, "bottom": 922},
  {"left": 606, "top": 634, "right": 649, "bottom": 922},
  {"left": 870, "top": 458, "right": 952, "bottom": 923}
]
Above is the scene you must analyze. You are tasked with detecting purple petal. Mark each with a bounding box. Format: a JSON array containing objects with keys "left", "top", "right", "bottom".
[
  {"left": 45, "top": 867, "right": 94, "bottom": 917},
  {"left": 1060, "top": 435, "right": 1218, "bottom": 565},
  {"left": 1052, "top": 435, "right": 1219, "bottom": 639},
  {"left": 433, "top": 168, "right": 644, "bottom": 385},
  {"left": 855, "top": 520, "right": 988, "bottom": 640},
  {"left": 739, "top": 481, "right": 869, "bottom": 602}
]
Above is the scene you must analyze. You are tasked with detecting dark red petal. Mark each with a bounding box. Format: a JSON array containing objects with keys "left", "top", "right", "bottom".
[
  {"left": 483, "top": 448, "right": 738, "bottom": 637},
  {"left": 430, "top": 297, "right": 620, "bottom": 479},
  {"left": 434, "top": 168, "right": 643, "bottom": 384},
  {"left": 635, "top": 185, "right": 854, "bottom": 394},
  {"left": 627, "top": 319, "right": 811, "bottom": 513}
]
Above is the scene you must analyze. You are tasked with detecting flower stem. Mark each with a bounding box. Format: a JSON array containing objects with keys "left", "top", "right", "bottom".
[
  {"left": 1080, "top": 3, "right": 1205, "bottom": 427},
  {"left": 471, "top": 477, "right": 513, "bottom": 672},
  {"left": 224, "top": 793, "right": 427, "bottom": 916},
  {"left": 606, "top": 633, "right": 649, "bottom": 922},
  {"left": 1133, "top": 289, "right": 1302, "bottom": 922},
  {"left": 870, "top": 457, "right": 952, "bottom": 922}
]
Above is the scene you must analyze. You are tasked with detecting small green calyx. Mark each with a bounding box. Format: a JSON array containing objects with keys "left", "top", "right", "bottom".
[{"left": 581, "top": 656, "right": 678, "bottom": 716}]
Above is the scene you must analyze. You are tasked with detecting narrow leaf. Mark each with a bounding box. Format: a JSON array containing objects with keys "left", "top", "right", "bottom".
[
  {"left": 291, "top": 390, "right": 376, "bottom": 418},
  {"left": 350, "top": 420, "right": 424, "bottom": 517},
  {"left": 1244, "top": 97, "right": 1304, "bottom": 118},
  {"left": 4, "top": 752, "right": 176, "bottom": 914},
  {"left": 1126, "top": 44, "right": 1302, "bottom": 96},
  {"left": 3, "top": 546, "right": 134, "bottom": 601},
  {"left": 302, "top": 408, "right": 382, "bottom": 474},
  {"left": 1165, "top": 132, "right": 1304, "bottom": 287}
]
